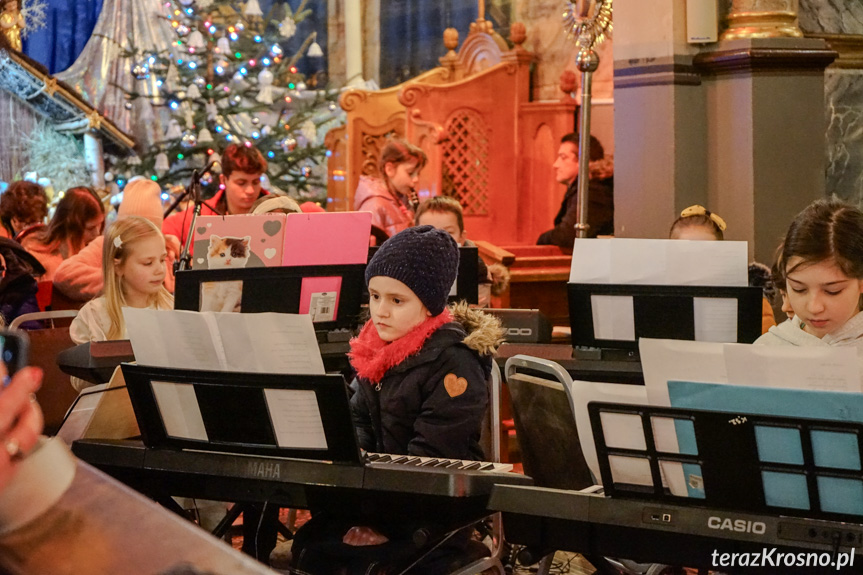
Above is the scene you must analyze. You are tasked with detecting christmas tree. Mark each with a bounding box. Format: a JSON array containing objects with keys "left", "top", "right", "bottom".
[{"left": 113, "top": 0, "right": 336, "bottom": 203}]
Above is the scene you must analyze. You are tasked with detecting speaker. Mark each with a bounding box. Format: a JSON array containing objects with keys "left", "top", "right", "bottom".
[
  {"left": 487, "top": 309, "right": 552, "bottom": 344},
  {"left": 686, "top": 0, "right": 718, "bottom": 44}
]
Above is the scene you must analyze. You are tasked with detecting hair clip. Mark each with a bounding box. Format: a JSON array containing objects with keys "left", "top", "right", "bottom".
[
  {"left": 113, "top": 236, "right": 123, "bottom": 249},
  {"left": 680, "top": 205, "right": 727, "bottom": 232}
]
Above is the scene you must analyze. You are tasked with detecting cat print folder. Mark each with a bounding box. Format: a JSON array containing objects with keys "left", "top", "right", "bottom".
[
  {"left": 193, "top": 214, "right": 286, "bottom": 269},
  {"left": 282, "top": 211, "right": 372, "bottom": 266}
]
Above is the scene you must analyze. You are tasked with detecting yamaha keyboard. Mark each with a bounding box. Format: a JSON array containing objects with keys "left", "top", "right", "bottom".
[
  {"left": 73, "top": 439, "right": 529, "bottom": 525},
  {"left": 490, "top": 485, "right": 863, "bottom": 571}
]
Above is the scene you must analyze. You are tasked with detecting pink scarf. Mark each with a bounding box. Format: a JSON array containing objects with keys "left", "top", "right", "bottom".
[{"left": 348, "top": 309, "right": 453, "bottom": 385}]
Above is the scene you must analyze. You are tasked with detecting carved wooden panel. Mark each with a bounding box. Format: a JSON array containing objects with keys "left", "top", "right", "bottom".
[{"left": 442, "top": 109, "right": 490, "bottom": 216}]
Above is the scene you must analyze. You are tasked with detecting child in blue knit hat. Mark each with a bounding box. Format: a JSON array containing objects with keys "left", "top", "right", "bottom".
[{"left": 291, "top": 225, "right": 504, "bottom": 575}]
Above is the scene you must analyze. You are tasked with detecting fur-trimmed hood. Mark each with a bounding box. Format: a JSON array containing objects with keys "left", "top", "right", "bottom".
[
  {"left": 450, "top": 301, "right": 504, "bottom": 356},
  {"left": 349, "top": 302, "right": 504, "bottom": 384}
]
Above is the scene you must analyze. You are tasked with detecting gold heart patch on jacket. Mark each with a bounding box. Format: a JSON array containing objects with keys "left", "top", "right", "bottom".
[{"left": 444, "top": 373, "right": 468, "bottom": 398}]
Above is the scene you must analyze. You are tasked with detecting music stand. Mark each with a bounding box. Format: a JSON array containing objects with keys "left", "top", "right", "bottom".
[
  {"left": 122, "top": 363, "right": 361, "bottom": 463},
  {"left": 568, "top": 283, "right": 763, "bottom": 360}
]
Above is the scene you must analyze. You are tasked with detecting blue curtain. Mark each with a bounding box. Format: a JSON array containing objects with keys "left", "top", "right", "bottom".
[
  {"left": 22, "top": 0, "right": 103, "bottom": 74},
  {"left": 379, "top": 0, "right": 478, "bottom": 88},
  {"left": 22, "top": 0, "right": 326, "bottom": 78}
]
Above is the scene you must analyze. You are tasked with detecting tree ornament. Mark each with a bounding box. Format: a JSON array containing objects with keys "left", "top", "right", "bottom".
[
  {"left": 124, "top": 101, "right": 134, "bottom": 110},
  {"left": 181, "top": 131, "right": 198, "bottom": 149},
  {"left": 205, "top": 100, "right": 219, "bottom": 121},
  {"left": 301, "top": 166, "right": 312, "bottom": 178},
  {"left": 187, "top": 83, "right": 201, "bottom": 99},
  {"left": 176, "top": 24, "right": 191, "bottom": 37},
  {"left": 198, "top": 128, "right": 214, "bottom": 143},
  {"left": 154, "top": 153, "right": 170, "bottom": 175},
  {"left": 282, "top": 137, "right": 297, "bottom": 152},
  {"left": 243, "top": 0, "right": 263, "bottom": 17},
  {"left": 131, "top": 60, "right": 151, "bottom": 80},
  {"left": 197, "top": 0, "right": 213, "bottom": 8},
  {"left": 301, "top": 119, "right": 316, "bottom": 143},
  {"left": 279, "top": 16, "right": 296, "bottom": 39},
  {"left": 307, "top": 33, "right": 323, "bottom": 58},
  {"left": 217, "top": 36, "right": 230, "bottom": 54},
  {"left": 229, "top": 94, "right": 242, "bottom": 106},
  {"left": 127, "top": 154, "right": 142, "bottom": 166},
  {"left": 261, "top": 125, "right": 271, "bottom": 137},
  {"left": 165, "top": 118, "right": 183, "bottom": 139},
  {"left": 251, "top": 117, "right": 260, "bottom": 125},
  {"left": 188, "top": 29, "right": 205, "bottom": 49},
  {"left": 193, "top": 75, "right": 206, "bottom": 87},
  {"left": 255, "top": 68, "right": 274, "bottom": 105}
]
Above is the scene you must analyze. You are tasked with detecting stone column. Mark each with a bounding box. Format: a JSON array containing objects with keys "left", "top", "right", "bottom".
[
  {"left": 83, "top": 132, "right": 106, "bottom": 190},
  {"left": 614, "top": 0, "right": 835, "bottom": 263},
  {"left": 696, "top": 37, "right": 835, "bottom": 263},
  {"left": 344, "top": 0, "right": 364, "bottom": 87},
  {"left": 612, "top": 0, "right": 706, "bottom": 240}
]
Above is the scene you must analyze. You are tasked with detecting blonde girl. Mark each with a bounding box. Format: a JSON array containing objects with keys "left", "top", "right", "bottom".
[{"left": 70, "top": 216, "right": 173, "bottom": 345}]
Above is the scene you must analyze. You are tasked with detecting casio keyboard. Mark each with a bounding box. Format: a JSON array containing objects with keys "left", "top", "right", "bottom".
[{"left": 490, "top": 485, "right": 863, "bottom": 571}]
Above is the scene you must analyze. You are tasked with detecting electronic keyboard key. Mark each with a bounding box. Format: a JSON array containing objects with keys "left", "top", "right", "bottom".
[
  {"left": 404, "top": 457, "right": 422, "bottom": 465},
  {"left": 479, "top": 463, "right": 496, "bottom": 471},
  {"left": 419, "top": 459, "right": 440, "bottom": 467},
  {"left": 462, "top": 462, "right": 482, "bottom": 470}
]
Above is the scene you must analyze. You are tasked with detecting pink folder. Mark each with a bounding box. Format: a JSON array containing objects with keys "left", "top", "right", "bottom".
[{"left": 282, "top": 212, "right": 372, "bottom": 266}]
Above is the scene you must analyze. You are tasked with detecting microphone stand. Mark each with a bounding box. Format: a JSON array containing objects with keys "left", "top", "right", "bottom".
[{"left": 174, "top": 169, "right": 203, "bottom": 273}]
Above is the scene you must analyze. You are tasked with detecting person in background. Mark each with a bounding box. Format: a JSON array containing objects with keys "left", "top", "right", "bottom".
[
  {"left": 757, "top": 199, "right": 863, "bottom": 361},
  {"left": 669, "top": 204, "right": 777, "bottom": 334},
  {"left": 414, "top": 196, "right": 510, "bottom": 307},
  {"left": 20, "top": 187, "right": 104, "bottom": 282},
  {"left": 0, "top": 239, "right": 45, "bottom": 328},
  {"left": 354, "top": 139, "right": 427, "bottom": 238},
  {"left": 54, "top": 177, "right": 176, "bottom": 301},
  {"left": 162, "top": 144, "right": 269, "bottom": 248},
  {"left": 537, "top": 133, "right": 614, "bottom": 249},
  {"left": 70, "top": 217, "right": 174, "bottom": 360},
  {"left": 0, "top": 181, "right": 49, "bottom": 242}
]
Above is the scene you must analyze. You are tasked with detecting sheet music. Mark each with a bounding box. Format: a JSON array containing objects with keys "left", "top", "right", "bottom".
[
  {"left": 215, "top": 313, "right": 325, "bottom": 375},
  {"left": 125, "top": 308, "right": 226, "bottom": 370},
  {"left": 264, "top": 389, "right": 328, "bottom": 449},
  {"left": 693, "top": 297, "right": 738, "bottom": 342},
  {"left": 724, "top": 344, "right": 860, "bottom": 392},
  {"left": 124, "top": 309, "right": 324, "bottom": 374},
  {"left": 590, "top": 295, "right": 635, "bottom": 341},
  {"left": 570, "top": 239, "right": 748, "bottom": 286},
  {"left": 151, "top": 381, "right": 208, "bottom": 441}
]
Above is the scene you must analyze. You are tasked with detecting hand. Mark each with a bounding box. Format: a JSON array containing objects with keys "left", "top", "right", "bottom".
[
  {"left": 342, "top": 526, "right": 389, "bottom": 546},
  {"left": 164, "top": 234, "right": 181, "bottom": 263},
  {"left": 0, "top": 366, "right": 43, "bottom": 491}
]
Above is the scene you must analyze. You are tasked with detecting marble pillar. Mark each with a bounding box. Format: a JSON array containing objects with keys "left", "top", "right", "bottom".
[{"left": 799, "top": 0, "right": 863, "bottom": 204}]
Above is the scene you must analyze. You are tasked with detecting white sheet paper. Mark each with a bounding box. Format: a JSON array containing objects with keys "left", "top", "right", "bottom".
[
  {"left": 151, "top": 381, "right": 208, "bottom": 441},
  {"left": 570, "top": 238, "right": 748, "bottom": 287},
  {"left": 724, "top": 345, "right": 860, "bottom": 393},
  {"left": 264, "top": 389, "right": 328, "bottom": 449},
  {"left": 590, "top": 295, "right": 635, "bottom": 341},
  {"left": 693, "top": 297, "right": 738, "bottom": 342},
  {"left": 125, "top": 308, "right": 225, "bottom": 371},
  {"left": 125, "top": 308, "right": 325, "bottom": 374},
  {"left": 215, "top": 313, "right": 325, "bottom": 375}
]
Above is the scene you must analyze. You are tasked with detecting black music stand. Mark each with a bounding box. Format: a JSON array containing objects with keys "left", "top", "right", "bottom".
[
  {"left": 589, "top": 401, "right": 863, "bottom": 525},
  {"left": 568, "top": 283, "right": 763, "bottom": 360},
  {"left": 122, "top": 364, "right": 360, "bottom": 463}
]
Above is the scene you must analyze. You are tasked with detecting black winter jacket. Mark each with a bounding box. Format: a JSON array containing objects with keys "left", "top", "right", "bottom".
[{"left": 350, "top": 304, "right": 502, "bottom": 461}]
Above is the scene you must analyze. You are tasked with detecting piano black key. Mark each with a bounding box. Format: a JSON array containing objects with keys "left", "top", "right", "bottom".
[
  {"left": 432, "top": 460, "right": 453, "bottom": 468},
  {"left": 462, "top": 462, "right": 482, "bottom": 470},
  {"left": 443, "top": 460, "right": 464, "bottom": 469},
  {"left": 403, "top": 457, "right": 422, "bottom": 465},
  {"left": 389, "top": 456, "right": 408, "bottom": 464},
  {"left": 419, "top": 459, "right": 440, "bottom": 467},
  {"left": 479, "top": 463, "right": 496, "bottom": 471}
]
